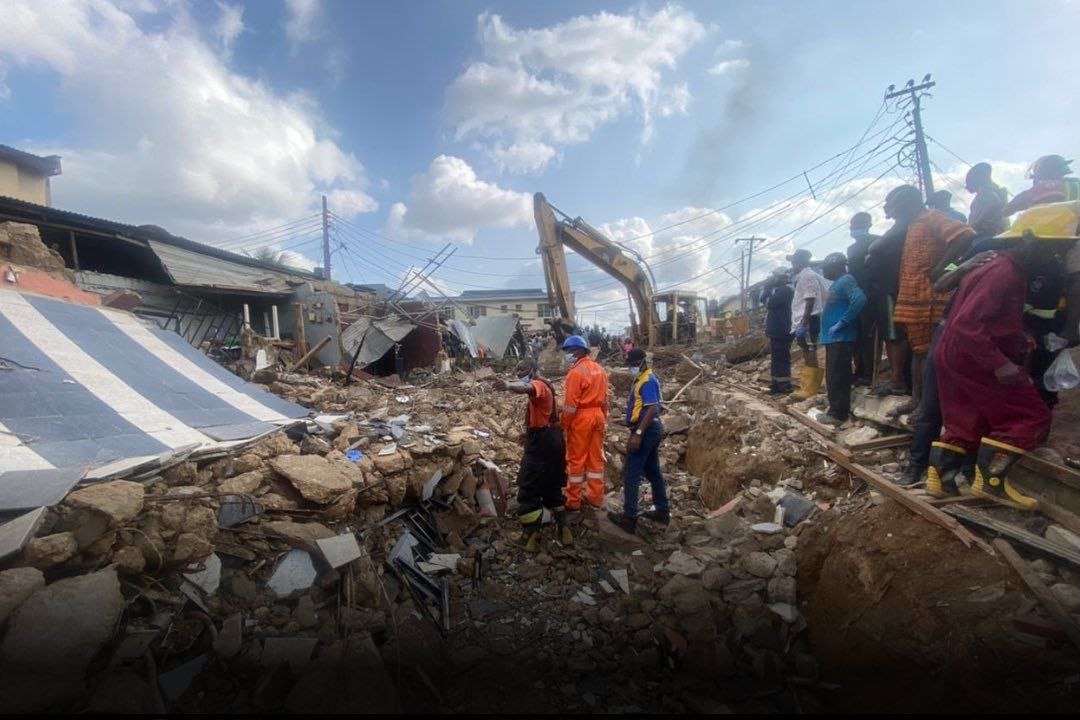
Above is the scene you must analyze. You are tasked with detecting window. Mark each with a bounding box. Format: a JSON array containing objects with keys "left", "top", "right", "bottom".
[
  {"left": 537, "top": 303, "right": 551, "bottom": 318},
  {"left": 469, "top": 305, "right": 487, "bottom": 318},
  {"left": 500, "top": 304, "right": 508, "bottom": 313},
  {"left": 515, "top": 303, "right": 523, "bottom": 312}
]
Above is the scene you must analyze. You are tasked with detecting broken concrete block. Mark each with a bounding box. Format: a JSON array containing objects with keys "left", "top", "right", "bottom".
[
  {"left": 65, "top": 481, "right": 144, "bottom": 526},
  {"left": 268, "top": 549, "right": 318, "bottom": 598},
  {"left": 218, "top": 471, "right": 264, "bottom": 495},
  {"left": 1, "top": 567, "right": 124, "bottom": 675},
  {"left": 1049, "top": 583, "right": 1080, "bottom": 613},
  {"left": 112, "top": 545, "right": 146, "bottom": 575},
  {"left": 214, "top": 613, "right": 243, "bottom": 658},
  {"left": 663, "top": 550, "right": 705, "bottom": 577},
  {"left": 0, "top": 508, "right": 47, "bottom": 562},
  {"left": 315, "top": 533, "right": 363, "bottom": 569},
  {"left": 270, "top": 455, "right": 352, "bottom": 504},
  {"left": 1045, "top": 525, "right": 1080, "bottom": 554},
  {"left": 742, "top": 552, "right": 778, "bottom": 578},
  {"left": 766, "top": 576, "right": 797, "bottom": 605},
  {"left": 262, "top": 521, "right": 336, "bottom": 551},
  {"left": 0, "top": 567, "right": 44, "bottom": 626},
  {"left": 23, "top": 532, "right": 78, "bottom": 568}
]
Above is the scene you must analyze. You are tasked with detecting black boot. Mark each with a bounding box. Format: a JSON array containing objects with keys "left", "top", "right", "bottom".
[
  {"left": 606, "top": 511, "right": 637, "bottom": 535},
  {"left": 972, "top": 438, "right": 1037, "bottom": 509},
  {"left": 641, "top": 509, "right": 671, "bottom": 525},
  {"left": 895, "top": 463, "right": 925, "bottom": 487},
  {"left": 553, "top": 507, "right": 573, "bottom": 547},
  {"left": 927, "top": 442, "right": 966, "bottom": 498}
]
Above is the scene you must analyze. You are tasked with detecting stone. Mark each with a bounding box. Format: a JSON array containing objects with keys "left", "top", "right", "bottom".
[
  {"left": 262, "top": 520, "right": 336, "bottom": 551},
  {"left": 702, "top": 566, "right": 733, "bottom": 591},
  {"left": 1028, "top": 558, "right": 1056, "bottom": 576},
  {"left": 704, "top": 513, "right": 744, "bottom": 541},
  {"left": 65, "top": 481, "right": 144, "bottom": 526},
  {"left": 768, "top": 602, "right": 799, "bottom": 623},
  {"left": 172, "top": 532, "right": 214, "bottom": 564},
  {"left": 751, "top": 522, "right": 784, "bottom": 535},
  {"left": 270, "top": 455, "right": 352, "bottom": 504},
  {"left": 218, "top": 471, "right": 264, "bottom": 495},
  {"left": 214, "top": 613, "right": 243, "bottom": 658},
  {"left": 340, "top": 607, "right": 387, "bottom": 633},
  {"left": 742, "top": 551, "right": 778, "bottom": 578},
  {"left": 0, "top": 567, "right": 44, "bottom": 626},
  {"left": 234, "top": 453, "right": 262, "bottom": 474},
  {"left": 294, "top": 595, "right": 318, "bottom": 628},
  {"left": 1049, "top": 583, "right": 1080, "bottom": 613},
  {"left": 663, "top": 550, "right": 705, "bottom": 577},
  {"left": 772, "top": 548, "right": 797, "bottom": 576},
  {"left": 767, "top": 576, "right": 797, "bottom": 605},
  {"left": 112, "top": 545, "right": 146, "bottom": 575},
  {"left": 1045, "top": 525, "right": 1080, "bottom": 554},
  {"left": 23, "top": 532, "right": 77, "bottom": 568},
  {"left": 1, "top": 568, "right": 124, "bottom": 675},
  {"left": 372, "top": 450, "right": 409, "bottom": 476}
]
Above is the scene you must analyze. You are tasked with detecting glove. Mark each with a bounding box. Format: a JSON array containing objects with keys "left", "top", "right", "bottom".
[
  {"left": 794, "top": 325, "right": 808, "bottom": 339},
  {"left": 828, "top": 320, "right": 847, "bottom": 336}
]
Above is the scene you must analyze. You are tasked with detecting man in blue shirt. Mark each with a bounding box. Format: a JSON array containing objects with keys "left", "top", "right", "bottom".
[
  {"left": 607, "top": 348, "right": 670, "bottom": 535},
  {"left": 819, "top": 252, "right": 868, "bottom": 426}
]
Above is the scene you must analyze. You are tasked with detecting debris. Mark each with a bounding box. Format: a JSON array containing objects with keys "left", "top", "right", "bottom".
[
  {"left": 663, "top": 550, "right": 706, "bottom": 577},
  {"left": 158, "top": 654, "right": 209, "bottom": 703},
  {"left": 315, "top": 533, "right": 363, "bottom": 569},
  {"left": 0, "top": 567, "right": 44, "bottom": 625},
  {"left": 65, "top": 480, "right": 145, "bottom": 525},
  {"left": 183, "top": 553, "right": 222, "bottom": 595},
  {"left": 778, "top": 491, "right": 816, "bottom": 526},
  {"left": 214, "top": 613, "right": 243, "bottom": 658},
  {"left": 610, "top": 568, "right": 630, "bottom": 595},
  {"left": 267, "top": 549, "right": 318, "bottom": 598},
  {"left": 0, "top": 508, "right": 46, "bottom": 562},
  {"left": 0, "top": 468, "right": 85, "bottom": 512},
  {"left": 269, "top": 455, "right": 352, "bottom": 504},
  {"left": 23, "top": 532, "right": 78, "bottom": 568},
  {"left": 261, "top": 637, "right": 317, "bottom": 672},
  {"left": 751, "top": 522, "right": 784, "bottom": 535}
]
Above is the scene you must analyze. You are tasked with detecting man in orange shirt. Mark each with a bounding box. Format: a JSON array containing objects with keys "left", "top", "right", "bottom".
[
  {"left": 498, "top": 358, "right": 571, "bottom": 551},
  {"left": 560, "top": 335, "right": 609, "bottom": 510}
]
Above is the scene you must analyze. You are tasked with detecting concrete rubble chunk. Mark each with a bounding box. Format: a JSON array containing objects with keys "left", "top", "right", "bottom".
[
  {"left": 262, "top": 520, "right": 336, "bottom": 551},
  {"left": 0, "top": 567, "right": 45, "bottom": 626},
  {"left": 663, "top": 550, "right": 705, "bottom": 577},
  {"left": 270, "top": 455, "right": 352, "bottom": 504},
  {"left": 0, "top": 508, "right": 47, "bottom": 562},
  {"left": 742, "top": 551, "right": 778, "bottom": 578},
  {"left": 1049, "top": 583, "right": 1080, "bottom": 613},
  {"left": 1, "top": 567, "right": 124, "bottom": 675},
  {"left": 65, "top": 480, "right": 145, "bottom": 526},
  {"left": 768, "top": 602, "right": 799, "bottom": 623},
  {"left": 218, "top": 471, "right": 265, "bottom": 495},
  {"left": 24, "top": 532, "right": 78, "bottom": 569},
  {"left": 1045, "top": 525, "right": 1080, "bottom": 554},
  {"left": 267, "top": 549, "right": 318, "bottom": 598},
  {"left": 214, "top": 613, "right": 243, "bottom": 658},
  {"left": 315, "top": 533, "right": 363, "bottom": 569}
]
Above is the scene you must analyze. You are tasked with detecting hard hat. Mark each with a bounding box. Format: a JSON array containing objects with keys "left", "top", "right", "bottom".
[
  {"left": 1029, "top": 155, "right": 1073, "bottom": 180},
  {"left": 561, "top": 334, "right": 588, "bottom": 350},
  {"left": 994, "top": 201, "right": 1080, "bottom": 241}
]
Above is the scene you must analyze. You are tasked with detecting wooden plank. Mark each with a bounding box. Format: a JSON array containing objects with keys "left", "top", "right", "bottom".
[
  {"left": 788, "top": 408, "right": 840, "bottom": 447},
  {"left": 1019, "top": 454, "right": 1080, "bottom": 492},
  {"left": 294, "top": 302, "right": 307, "bottom": 358},
  {"left": 993, "top": 538, "right": 1080, "bottom": 653},
  {"left": 287, "top": 335, "right": 331, "bottom": 372},
  {"left": 846, "top": 434, "right": 913, "bottom": 452},
  {"left": 670, "top": 371, "right": 704, "bottom": 403},
  {"left": 825, "top": 445, "right": 991, "bottom": 553},
  {"left": 1036, "top": 499, "right": 1080, "bottom": 538},
  {"left": 945, "top": 505, "right": 1080, "bottom": 568},
  {"left": 923, "top": 495, "right": 990, "bottom": 507}
]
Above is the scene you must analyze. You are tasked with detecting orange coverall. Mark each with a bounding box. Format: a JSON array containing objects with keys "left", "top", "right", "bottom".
[{"left": 560, "top": 355, "right": 609, "bottom": 509}]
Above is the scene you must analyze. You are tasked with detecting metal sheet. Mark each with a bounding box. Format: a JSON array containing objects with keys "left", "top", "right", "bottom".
[
  {"left": 147, "top": 240, "right": 294, "bottom": 294},
  {"left": 470, "top": 315, "right": 522, "bottom": 358},
  {"left": 0, "top": 507, "right": 46, "bottom": 561},
  {"left": 0, "top": 468, "right": 85, "bottom": 511},
  {"left": 448, "top": 320, "right": 479, "bottom": 358},
  {"left": 341, "top": 315, "right": 417, "bottom": 369}
]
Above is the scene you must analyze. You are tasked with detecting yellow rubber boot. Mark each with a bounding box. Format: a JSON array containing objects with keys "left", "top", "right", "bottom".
[
  {"left": 554, "top": 508, "right": 573, "bottom": 547},
  {"left": 972, "top": 438, "right": 1037, "bottom": 510},
  {"left": 792, "top": 367, "right": 825, "bottom": 400},
  {"left": 926, "top": 441, "right": 966, "bottom": 498}
]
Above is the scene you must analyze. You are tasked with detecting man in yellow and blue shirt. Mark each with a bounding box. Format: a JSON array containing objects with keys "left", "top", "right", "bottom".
[{"left": 607, "top": 348, "right": 670, "bottom": 535}]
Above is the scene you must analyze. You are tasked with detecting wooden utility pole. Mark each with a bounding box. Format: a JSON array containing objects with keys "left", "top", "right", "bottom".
[
  {"left": 321, "top": 194, "right": 331, "bottom": 281},
  {"left": 885, "top": 77, "right": 936, "bottom": 204}
]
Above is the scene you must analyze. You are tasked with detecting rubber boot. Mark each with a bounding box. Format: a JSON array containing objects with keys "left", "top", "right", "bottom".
[
  {"left": 926, "top": 442, "right": 966, "bottom": 498},
  {"left": 895, "top": 463, "right": 925, "bottom": 487},
  {"left": 554, "top": 507, "right": 573, "bottom": 547},
  {"left": 792, "top": 367, "right": 824, "bottom": 400},
  {"left": 517, "top": 519, "right": 542, "bottom": 553},
  {"left": 972, "top": 438, "right": 1037, "bottom": 510}
]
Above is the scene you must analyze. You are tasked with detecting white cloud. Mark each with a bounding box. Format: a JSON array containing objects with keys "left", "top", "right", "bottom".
[
  {"left": 214, "top": 2, "right": 244, "bottom": 55},
  {"left": 708, "top": 58, "right": 750, "bottom": 76},
  {"left": 487, "top": 141, "right": 559, "bottom": 175},
  {"left": 717, "top": 39, "right": 747, "bottom": 53},
  {"left": 0, "top": 0, "right": 375, "bottom": 257},
  {"left": 385, "top": 155, "right": 532, "bottom": 244},
  {"left": 445, "top": 5, "right": 708, "bottom": 173},
  {"left": 283, "top": 0, "right": 321, "bottom": 46},
  {"left": 0, "top": 61, "right": 9, "bottom": 101}
]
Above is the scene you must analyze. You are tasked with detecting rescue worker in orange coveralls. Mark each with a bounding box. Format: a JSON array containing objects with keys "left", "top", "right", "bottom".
[{"left": 559, "top": 334, "right": 609, "bottom": 510}]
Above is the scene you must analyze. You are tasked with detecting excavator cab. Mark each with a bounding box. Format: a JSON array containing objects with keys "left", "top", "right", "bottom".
[{"left": 655, "top": 292, "right": 705, "bottom": 345}]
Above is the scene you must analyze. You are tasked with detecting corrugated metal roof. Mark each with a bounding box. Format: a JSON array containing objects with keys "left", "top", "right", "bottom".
[
  {"left": 341, "top": 316, "right": 417, "bottom": 368},
  {"left": 147, "top": 240, "right": 295, "bottom": 294},
  {"left": 470, "top": 315, "right": 523, "bottom": 358}
]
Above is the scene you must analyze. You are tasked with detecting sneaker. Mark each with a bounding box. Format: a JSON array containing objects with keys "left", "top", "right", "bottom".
[
  {"left": 606, "top": 511, "right": 637, "bottom": 535},
  {"left": 641, "top": 509, "right": 671, "bottom": 525},
  {"left": 818, "top": 413, "right": 845, "bottom": 426}
]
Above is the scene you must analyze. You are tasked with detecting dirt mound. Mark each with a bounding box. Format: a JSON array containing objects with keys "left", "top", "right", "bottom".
[
  {"left": 0, "top": 222, "right": 74, "bottom": 281},
  {"left": 797, "top": 501, "right": 1078, "bottom": 713}
]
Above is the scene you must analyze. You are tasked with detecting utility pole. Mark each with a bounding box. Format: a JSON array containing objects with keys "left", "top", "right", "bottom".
[
  {"left": 321, "top": 194, "right": 331, "bottom": 281},
  {"left": 735, "top": 236, "right": 761, "bottom": 314},
  {"left": 738, "top": 247, "right": 746, "bottom": 315},
  {"left": 885, "top": 76, "right": 936, "bottom": 204}
]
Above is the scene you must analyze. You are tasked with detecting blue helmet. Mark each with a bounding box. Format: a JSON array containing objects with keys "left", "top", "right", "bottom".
[{"left": 561, "top": 334, "right": 588, "bottom": 351}]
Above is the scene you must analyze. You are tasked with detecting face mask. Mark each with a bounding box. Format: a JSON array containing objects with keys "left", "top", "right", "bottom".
[
  {"left": 565, "top": 353, "right": 577, "bottom": 364},
  {"left": 515, "top": 372, "right": 531, "bottom": 383},
  {"left": 850, "top": 228, "right": 869, "bottom": 241}
]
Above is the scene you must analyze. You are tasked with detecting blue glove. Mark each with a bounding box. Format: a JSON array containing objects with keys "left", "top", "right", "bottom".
[
  {"left": 794, "top": 325, "right": 808, "bottom": 339},
  {"left": 828, "top": 320, "right": 847, "bottom": 336}
]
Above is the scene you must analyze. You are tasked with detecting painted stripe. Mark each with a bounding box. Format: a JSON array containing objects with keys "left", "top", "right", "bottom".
[
  {"left": 0, "top": 292, "right": 210, "bottom": 448},
  {"left": 0, "top": 420, "right": 55, "bottom": 472},
  {"left": 100, "top": 308, "right": 288, "bottom": 423}
]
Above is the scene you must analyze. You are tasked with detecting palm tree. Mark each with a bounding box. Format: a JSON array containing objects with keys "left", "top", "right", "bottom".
[{"left": 244, "top": 247, "right": 288, "bottom": 266}]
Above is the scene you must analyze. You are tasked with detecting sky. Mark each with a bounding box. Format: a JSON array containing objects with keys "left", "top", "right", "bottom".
[{"left": 2, "top": 0, "right": 1078, "bottom": 328}]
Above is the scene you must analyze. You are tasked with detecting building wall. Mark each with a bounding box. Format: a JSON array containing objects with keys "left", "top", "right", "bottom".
[
  {"left": 449, "top": 294, "right": 553, "bottom": 332},
  {"left": 0, "top": 159, "right": 51, "bottom": 206}
]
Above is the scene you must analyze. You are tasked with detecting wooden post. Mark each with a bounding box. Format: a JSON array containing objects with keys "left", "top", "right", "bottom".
[
  {"left": 271, "top": 305, "right": 280, "bottom": 340},
  {"left": 69, "top": 230, "right": 80, "bottom": 271},
  {"left": 993, "top": 538, "right": 1080, "bottom": 653},
  {"left": 294, "top": 303, "right": 307, "bottom": 357},
  {"left": 242, "top": 303, "right": 250, "bottom": 329},
  {"left": 288, "top": 335, "right": 331, "bottom": 372}
]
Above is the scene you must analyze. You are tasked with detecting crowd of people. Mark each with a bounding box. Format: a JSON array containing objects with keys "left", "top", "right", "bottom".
[{"left": 761, "top": 154, "right": 1079, "bottom": 505}]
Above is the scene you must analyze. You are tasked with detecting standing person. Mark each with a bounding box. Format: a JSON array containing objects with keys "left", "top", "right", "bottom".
[
  {"left": 560, "top": 335, "right": 609, "bottom": 510},
  {"left": 760, "top": 269, "right": 794, "bottom": 394},
  {"left": 497, "top": 358, "right": 572, "bottom": 550},
  {"left": 930, "top": 209, "right": 1077, "bottom": 507},
  {"left": 608, "top": 349, "right": 669, "bottom": 534},
  {"left": 847, "top": 212, "right": 880, "bottom": 385},
  {"left": 885, "top": 185, "right": 976, "bottom": 417},
  {"left": 929, "top": 190, "right": 968, "bottom": 223},
  {"left": 1003, "top": 155, "right": 1080, "bottom": 217},
  {"left": 866, "top": 219, "right": 910, "bottom": 396},
  {"left": 789, "top": 249, "right": 830, "bottom": 399},
  {"left": 394, "top": 343, "right": 407, "bottom": 379},
  {"left": 818, "top": 253, "right": 868, "bottom": 426},
  {"left": 965, "top": 162, "right": 1009, "bottom": 237}
]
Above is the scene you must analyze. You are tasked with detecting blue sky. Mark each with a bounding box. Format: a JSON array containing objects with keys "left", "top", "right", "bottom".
[{"left": 2, "top": 0, "right": 1078, "bottom": 326}]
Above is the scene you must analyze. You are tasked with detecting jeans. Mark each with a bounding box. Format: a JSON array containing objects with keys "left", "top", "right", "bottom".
[
  {"left": 623, "top": 421, "right": 668, "bottom": 519},
  {"left": 909, "top": 324, "right": 944, "bottom": 469},
  {"left": 825, "top": 342, "right": 854, "bottom": 420}
]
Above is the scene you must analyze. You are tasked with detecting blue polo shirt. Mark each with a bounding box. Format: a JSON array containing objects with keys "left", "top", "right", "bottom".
[
  {"left": 626, "top": 368, "right": 662, "bottom": 425},
  {"left": 820, "top": 273, "right": 867, "bottom": 344}
]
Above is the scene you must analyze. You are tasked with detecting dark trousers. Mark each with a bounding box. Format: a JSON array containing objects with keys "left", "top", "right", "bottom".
[
  {"left": 516, "top": 426, "right": 567, "bottom": 520},
  {"left": 623, "top": 421, "right": 669, "bottom": 519},
  {"left": 769, "top": 335, "right": 792, "bottom": 386},
  {"left": 853, "top": 310, "right": 877, "bottom": 381},
  {"left": 825, "top": 342, "right": 854, "bottom": 420},
  {"left": 909, "top": 324, "right": 944, "bottom": 469}
]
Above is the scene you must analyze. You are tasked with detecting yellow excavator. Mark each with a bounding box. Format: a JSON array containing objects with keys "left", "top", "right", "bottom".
[{"left": 534, "top": 193, "right": 707, "bottom": 347}]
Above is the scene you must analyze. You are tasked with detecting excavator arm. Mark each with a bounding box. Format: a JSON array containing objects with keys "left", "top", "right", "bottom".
[{"left": 534, "top": 193, "right": 659, "bottom": 346}]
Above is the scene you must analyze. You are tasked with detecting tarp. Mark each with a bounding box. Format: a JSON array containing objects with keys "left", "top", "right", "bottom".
[
  {"left": 0, "top": 289, "right": 309, "bottom": 493},
  {"left": 471, "top": 315, "right": 523, "bottom": 358},
  {"left": 341, "top": 315, "right": 417, "bottom": 369}
]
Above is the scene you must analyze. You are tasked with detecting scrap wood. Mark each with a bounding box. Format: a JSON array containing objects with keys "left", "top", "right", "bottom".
[
  {"left": 788, "top": 408, "right": 842, "bottom": 447},
  {"left": 993, "top": 538, "right": 1080, "bottom": 653},
  {"left": 679, "top": 353, "right": 708, "bottom": 373},
  {"left": 1036, "top": 498, "right": 1080, "bottom": 537},
  {"left": 669, "top": 371, "right": 704, "bottom": 403},
  {"left": 846, "top": 434, "right": 913, "bottom": 452},
  {"left": 944, "top": 504, "right": 1080, "bottom": 568},
  {"left": 288, "top": 335, "right": 331, "bottom": 372},
  {"left": 823, "top": 444, "right": 992, "bottom": 554},
  {"left": 1019, "top": 453, "right": 1080, "bottom": 492}
]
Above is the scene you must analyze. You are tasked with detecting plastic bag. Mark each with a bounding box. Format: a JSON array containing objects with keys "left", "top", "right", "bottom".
[{"left": 1044, "top": 350, "right": 1080, "bottom": 392}]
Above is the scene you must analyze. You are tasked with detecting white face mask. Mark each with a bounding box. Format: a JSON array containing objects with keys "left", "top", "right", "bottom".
[{"left": 565, "top": 353, "right": 577, "bottom": 364}]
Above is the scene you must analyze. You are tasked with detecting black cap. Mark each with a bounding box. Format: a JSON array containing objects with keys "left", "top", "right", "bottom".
[
  {"left": 786, "top": 248, "right": 812, "bottom": 263},
  {"left": 627, "top": 348, "right": 647, "bottom": 366}
]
